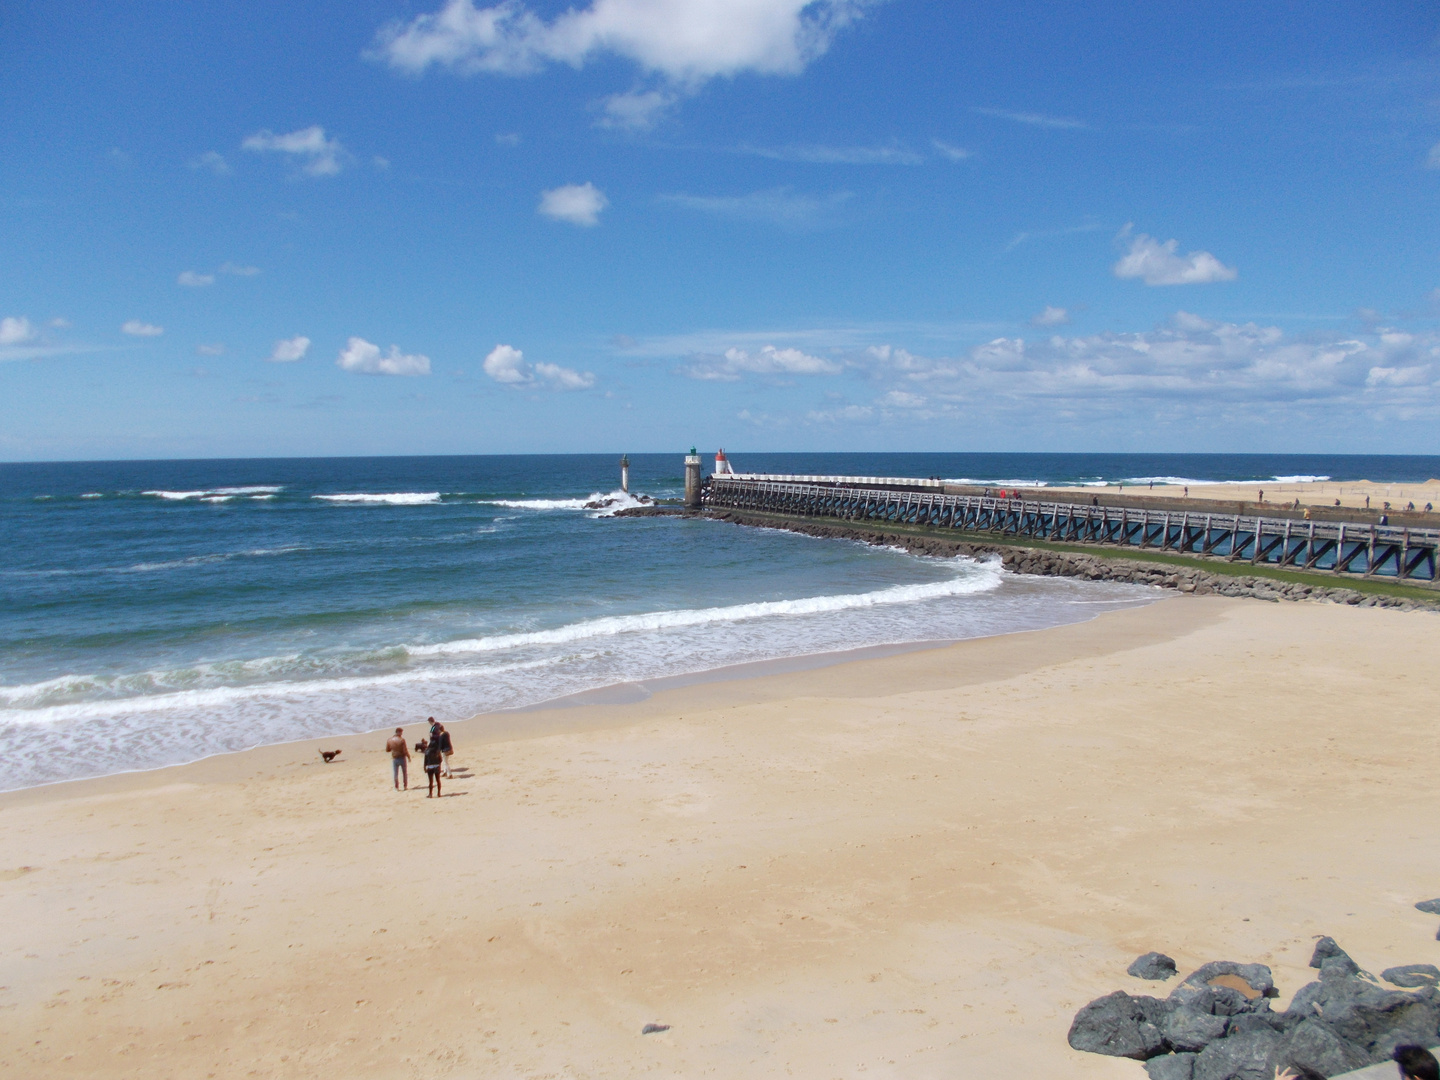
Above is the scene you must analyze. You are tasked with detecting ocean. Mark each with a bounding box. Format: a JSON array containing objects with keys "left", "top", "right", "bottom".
[{"left": 3, "top": 452, "right": 1437, "bottom": 792}]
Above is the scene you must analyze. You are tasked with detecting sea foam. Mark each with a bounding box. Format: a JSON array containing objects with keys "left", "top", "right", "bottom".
[{"left": 313, "top": 492, "right": 441, "bottom": 505}]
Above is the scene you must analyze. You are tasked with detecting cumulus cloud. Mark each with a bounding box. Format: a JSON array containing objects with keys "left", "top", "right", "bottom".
[
  {"left": 242, "top": 126, "right": 346, "bottom": 177},
  {"left": 268, "top": 336, "right": 311, "bottom": 363},
  {"left": 219, "top": 262, "right": 261, "bottom": 277},
  {"left": 538, "top": 182, "right": 608, "bottom": 226},
  {"left": 533, "top": 361, "right": 596, "bottom": 389},
  {"left": 853, "top": 317, "right": 1440, "bottom": 419},
  {"left": 1429, "top": 142, "right": 1440, "bottom": 169},
  {"left": 0, "top": 316, "right": 36, "bottom": 345},
  {"left": 189, "top": 151, "right": 231, "bottom": 175},
  {"left": 178, "top": 270, "right": 215, "bottom": 287},
  {"left": 483, "top": 343, "right": 595, "bottom": 388},
  {"left": 482, "top": 343, "right": 529, "bottom": 383},
  {"left": 595, "top": 88, "right": 677, "bottom": 130},
  {"left": 681, "top": 344, "right": 842, "bottom": 380},
  {"left": 1031, "top": 305, "right": 1070, "bottom": 327},
  {"left": 197, "top": 343, "right": 226, "bottom": 356},
  {"left": 372, "top": 0, "right": 871, "bottom": 84},
  {"left": 1112, "top": 226, "right": 1237, "bottom": 286},
  {"left": 662, "top": 187, "right": 850, "bottom": 229},
  {"left": 336, "top": 337, "right": 431, "bottom": 376},
  {"left": 121, "top": 320, "right": 163, "bottom": 337}
]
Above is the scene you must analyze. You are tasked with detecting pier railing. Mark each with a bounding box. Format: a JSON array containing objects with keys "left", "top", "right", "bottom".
[{"left": 703, "top": 477, "right": 1440, "bottom": 582}]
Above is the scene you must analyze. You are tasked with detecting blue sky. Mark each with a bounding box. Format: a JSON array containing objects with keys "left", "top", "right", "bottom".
[{"left": 3, "top": 0, "right": 1440, "bottom": 460}]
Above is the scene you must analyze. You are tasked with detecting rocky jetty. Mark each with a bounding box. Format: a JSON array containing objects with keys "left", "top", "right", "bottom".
[
  {"left": 1069, "top": 940, "right": 1440, "bottom": 1079},
  {"left": 701, "top": 511, "right": 1439, "bottom": 612}
]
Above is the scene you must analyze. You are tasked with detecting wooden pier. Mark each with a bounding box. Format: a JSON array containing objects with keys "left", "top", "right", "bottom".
[{"left": 704, "top": 475, "right": 1440, "bottom": 583}]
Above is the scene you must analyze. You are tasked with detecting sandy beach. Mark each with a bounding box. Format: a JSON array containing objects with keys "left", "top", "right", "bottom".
[{"left": 3, "top": 596, "right": 1439, "bottom": 1079}]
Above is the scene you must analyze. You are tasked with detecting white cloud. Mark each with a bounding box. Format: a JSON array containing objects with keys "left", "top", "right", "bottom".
[
  {"left": 595, "top": 89, "right": 676, "bottom": 130},
  {"left": 972, "top": 107, "right": 1088, "bottom": 130},
  {"left": 1031, "top": 306, "right": 1070, "bottom": 327},
  {"left": 483, "top": 344, "right": 594, "bottom": 389},
  {"left": 1113, "top": 226, "right": 1237, "bottom": 286},
  {"left": 930, "top": 139, "right": 972, "bottom": 161},
  {"left": 1428, "top": 142, "right": 1440, "bottom": 169},
  {"left": 854, "top": 317, "right": 1440, "bottom": 416},
  {"left": 219, "top": 262, "right": 261, "bottom": 277},
  {"left": 372, "top": 0, "right": 871, "bottom": 84},
  {"left": 189, "top": 151, "right": 232, "bottom": 175},
  {"left": 533, "top": 361, "right": 596, "bottom": 389},
  {"left": 736, "top": 142, "right": 922, "bottom": 165},
  {"left": 197, "top": 343, "right": 226, "bottom": 356},
  {"left": 681, "top": 344, "right": 842, "bottom": 380},
  {"left": 121, "top": 320, "right": 164, "bottom": 337},
  {"left": 177, "top": 270, "right": 215, "bottom": 287},
  {"left": 48, "top": 318, "right": 70, "bottom": 329},
  {"left": 805, "top": 403, "right": 873, "bottom": 423},
  {"left": 495, "top": 132, "right": 521, "bottom": 145},
  {"left": 483, "top": 343, "right": 530, "bottom": 383},
  {"left": 878, "top": 389, "right": 926, "bottom": 408},
  {"left": 336, "top": 337, "right": 431, "bottom": 376},
  {"left": 538, "top": 182, "right": 608, "bottom": 226},
  {"left": 268, "top": 336, "right": 311, "bottom": 363},
  {"left": 242, "top": 126, "right": 347, "bottom": 177},
  {"left": 0, "top": 317, "right": 36, "bottom": 345},
  {"left": 662, "top": 187, "right": 850, "bottom": 228}
]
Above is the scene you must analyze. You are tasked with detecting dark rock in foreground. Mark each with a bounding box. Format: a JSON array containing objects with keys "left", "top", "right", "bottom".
[
  {"left": 1068, "top": 990, "right": 1168, "bottom": 1060},
  {"left": 1192, "top": 1028, "right": 1280, "bottom": 1080},
  {"left": 1130, "top": 952, "right": 1180, "bottom": 981},
  {"left": 1146, "top": 1051, "right": 1198, "bottom": 1079},
  {"left": 1310, "top": 936, "right": 1360, "bottom": 976},
  {"left": 1071, "top": 940, "right": 1440, "bottom": 1077},
  {"left": 1385, "top": 965, "right": 1440, "bottom": 988},
  {"left": 1415, "top": 899, "right": 1440, "bottom": 915}
]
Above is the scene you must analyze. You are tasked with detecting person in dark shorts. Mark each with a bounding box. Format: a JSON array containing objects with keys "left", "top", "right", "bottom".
[
  {"left": 423, "top": 735, "right": 444, "bottom": 797},
  {"left": 1394, "top": 1045, "right": 1440, "bottom": 1080},
  {"left": 385, "top": 727, "right": 410, "bottom": 791}
]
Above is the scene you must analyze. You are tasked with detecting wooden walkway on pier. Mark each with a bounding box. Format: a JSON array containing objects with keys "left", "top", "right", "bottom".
[{"left": 704, "top": 476, "right": 1440, "bottom": 583}]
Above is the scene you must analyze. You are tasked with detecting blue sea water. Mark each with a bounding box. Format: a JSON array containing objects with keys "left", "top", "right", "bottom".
[{"left": 2, "top": 452, "right": 1436, "bottom": 792}]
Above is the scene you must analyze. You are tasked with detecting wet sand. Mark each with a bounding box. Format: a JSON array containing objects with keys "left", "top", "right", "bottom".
[{"left": 2, "top": 596, "right": 1438, "bottom": 1079}]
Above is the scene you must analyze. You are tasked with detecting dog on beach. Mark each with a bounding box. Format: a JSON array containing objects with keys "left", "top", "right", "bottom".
[{"left": 319, "top": 750, "right": 342, "bottom": 763}]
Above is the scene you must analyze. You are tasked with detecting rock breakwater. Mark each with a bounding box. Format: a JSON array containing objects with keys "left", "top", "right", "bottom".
[
  {"left": 1071, "top": 938, "right": 1440, "bottom": 1078},
  {"left": 697, "top": 510, "right": 1439, "bottom": 612}
]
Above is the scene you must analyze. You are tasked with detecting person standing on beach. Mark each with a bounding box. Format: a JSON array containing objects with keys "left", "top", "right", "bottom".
[
  {"left": 386, "top": 727, "right": 410, "bottom": 791},
  {"left": 423, "top": 736, "right": 444, "bottom": 797},
  {"left": 433, "top": 722, "right": 455, "bottom": 778}
]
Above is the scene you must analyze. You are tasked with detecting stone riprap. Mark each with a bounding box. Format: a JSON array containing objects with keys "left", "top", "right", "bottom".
[
  {"left": 1382, "top": 966, "right": 1440, "bottom": 989},
  {"left": 1069, "top": 941, "right": 1440, "bottom": 1079},
  {"left": 694, "top": 511, "right": 1440, "bottom": 612},
  {"left": 1130, "top": 953, "right": 1180, "bottom": 981}
]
